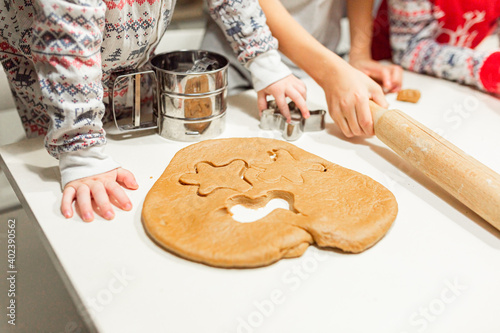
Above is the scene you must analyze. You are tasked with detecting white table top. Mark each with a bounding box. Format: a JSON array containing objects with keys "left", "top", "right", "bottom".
[{"left": 1, "top": 72, "right": 500, "bottom": 333}]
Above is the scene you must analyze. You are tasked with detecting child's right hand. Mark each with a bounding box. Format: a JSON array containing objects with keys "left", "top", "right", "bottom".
[
  {"left": 320, "top": 62, "right": 389, "bottom": 137},
  {"left": 257, "top": 74, "right": 309, "bottom": 123},
  {"left": 61, "top": 168, "right": 139, "bottom": 222}
]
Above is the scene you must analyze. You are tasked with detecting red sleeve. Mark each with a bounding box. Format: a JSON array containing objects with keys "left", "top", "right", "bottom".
[
  {"left": 480, "top": 52, "right": 500, "bottom": 94},
  {"left": 371, "top": 0, "right": 393, "bottom": 61}
]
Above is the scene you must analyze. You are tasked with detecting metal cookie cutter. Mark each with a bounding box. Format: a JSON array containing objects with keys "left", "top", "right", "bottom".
[{"left": 260, "top": 101, "right": 326, "bottom": 141}]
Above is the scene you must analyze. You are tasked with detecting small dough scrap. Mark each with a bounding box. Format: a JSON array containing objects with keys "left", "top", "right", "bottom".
[
  {"left": 143, "top": 138, "right": 398, "bottom": 268},
  {"left": 397, "top": 89, "right": 421, "bottom": 103}
]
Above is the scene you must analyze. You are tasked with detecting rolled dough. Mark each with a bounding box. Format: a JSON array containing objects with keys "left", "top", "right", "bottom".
[{"left": 142, "top": 138, "right": 398, "bottom": 268}]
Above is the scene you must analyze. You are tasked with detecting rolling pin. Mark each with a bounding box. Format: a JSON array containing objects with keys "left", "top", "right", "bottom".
[{"left": 369, "top": 101, "right": 500, "bottom": 230}]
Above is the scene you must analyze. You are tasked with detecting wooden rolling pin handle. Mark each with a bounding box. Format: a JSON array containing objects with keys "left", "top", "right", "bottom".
[{"left": 368, "top": 101, "right": 500, "bottom": 230}]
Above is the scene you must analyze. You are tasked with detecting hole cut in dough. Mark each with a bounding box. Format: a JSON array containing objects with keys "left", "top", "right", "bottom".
[
  {"left": 179, "top": 159, "right": 252, "bottom": 196},
  {"left": 230, "top": 198, "right": 291, "bottom": 223},
  {"left": 227, "top": 190, "right": 299, "bottom": 223}
]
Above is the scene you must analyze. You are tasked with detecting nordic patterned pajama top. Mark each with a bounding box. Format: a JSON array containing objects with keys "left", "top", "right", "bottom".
[
  {"left": 373, "top": 0, "right": 500, "bottom": 93},
  {"left": 0, "top": 0, "right": 280, "bottom": 186}
]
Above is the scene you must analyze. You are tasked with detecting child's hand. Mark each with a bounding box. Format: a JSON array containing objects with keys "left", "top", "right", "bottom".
[
  {"left": 321, "top": 62, "right": 388, "bottom": 137},
  {"left": 257, "top": 74, "right": 309, "bottom": 122},
  {"left": 350, "top": 57, "right": 403, "bottom": 93},
  {"left": 61, "top": 168, "right": 139, "bottom": 222}
]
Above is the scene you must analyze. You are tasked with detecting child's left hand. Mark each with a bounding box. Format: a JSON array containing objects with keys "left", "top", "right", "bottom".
[
  {"left": 350, "top": 57, "right": 403, "bottom": 93},
  {"left": 61, "top": 167, "right": 138, "bottom": 222},
  {"left": 257, "top": 74, "right": 309, "bottom": 123}
]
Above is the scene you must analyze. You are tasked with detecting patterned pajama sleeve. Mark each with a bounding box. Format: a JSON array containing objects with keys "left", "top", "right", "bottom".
[
  {"left": 31, "top": 0, "right": 119, "bottom": 187},
  {"left": 206, "top": 0, "right": 278, "bottom": 64},
  {"left": 206, "top": 0, "right": 292, "bottom": 91},
  {"left": 388, "top": 0, "right": 500, "bottom": 93}
]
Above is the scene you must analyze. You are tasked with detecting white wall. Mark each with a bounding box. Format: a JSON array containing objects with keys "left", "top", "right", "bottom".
[{"left": 0, "top": 67, "right": 25, "bottom": 212}]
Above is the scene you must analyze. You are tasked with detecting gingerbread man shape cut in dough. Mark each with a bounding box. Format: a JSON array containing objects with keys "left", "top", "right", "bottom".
[
  {"left": 143, "top": 138, "right": 398, "bottom": 268},
  {"left": 254, "top": 149, "right": 324, "bottom": 184}
]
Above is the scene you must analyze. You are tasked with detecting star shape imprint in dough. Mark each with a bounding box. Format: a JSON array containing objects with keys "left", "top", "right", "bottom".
[
  {"left": 179, "top": 160, "right": 252, "bottom": 195},
  {"left": 253, "top": 149, "right": 324, "bottom": 184}
]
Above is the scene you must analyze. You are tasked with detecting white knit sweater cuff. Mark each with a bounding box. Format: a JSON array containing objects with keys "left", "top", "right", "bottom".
[
  {"left": 59, "top": 145, "right": 120, "bottom": 189},
  {"left": 246, "top": 50, "right": 292, "bottom": 91}
]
